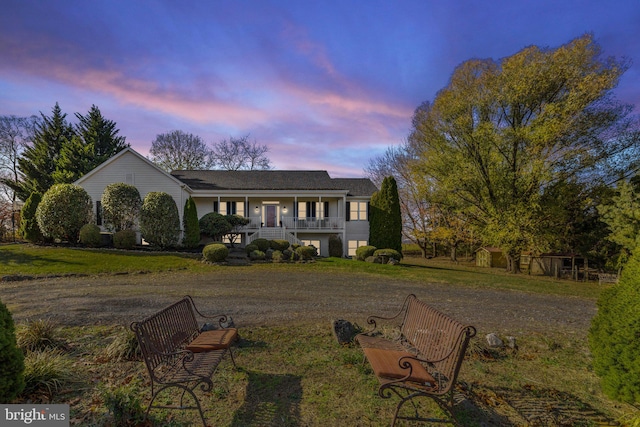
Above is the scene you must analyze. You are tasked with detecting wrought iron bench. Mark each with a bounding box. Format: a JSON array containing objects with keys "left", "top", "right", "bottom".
[
  {"left": 130, "top": 295, "right": 238, "bottom": 426},
  {"left": 356, "top": 294, "right": 476, "bottom": 426}
]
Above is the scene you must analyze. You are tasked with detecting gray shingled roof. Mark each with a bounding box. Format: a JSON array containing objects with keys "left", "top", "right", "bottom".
[{"left": 170, "top": 170, "right": 378, "bottom": 196}]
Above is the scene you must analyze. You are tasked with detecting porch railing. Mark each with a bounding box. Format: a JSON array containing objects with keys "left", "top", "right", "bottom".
[{"left": 241, "top": 217, "right": 344, "bottom": 230}]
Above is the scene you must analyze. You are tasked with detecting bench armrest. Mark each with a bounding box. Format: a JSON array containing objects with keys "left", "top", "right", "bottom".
[
  {"left": 364, "top": 294, "right": 416, "bottom": 333},
  {"left": 184, "top": 295, "right": 232, "bottom": 327}
]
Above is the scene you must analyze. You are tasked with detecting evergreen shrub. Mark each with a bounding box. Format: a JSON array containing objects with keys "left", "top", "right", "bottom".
[
  {"left": 182, "top": 197, "right": 200, "bottom": 248},
  {"left": 79, "top": 224, "right": 102, "bottom": 247},
  {"left": 253, "top": 238, "right": 270, "bottom": 252},
  {"left": 101, "top": 183, "right": 141, "bottom": 232},
  {"left": 296, "top": 245, "right": 317, "bottom": 260},
  {"left": 589, "top": 247, "right": 640, "bottom": 404},
  {"left": 249, "top": 250, "right": 265, "bottom": 261},
  {"left": 0, "top": 299, "right": 25, "bottom": 401},
  {"left": 269, "top": 239, "right": 290, "bottom": 251},
  {"left": 203, "top": 243, "right": 229, "bottom": 263},
  {"left": 272, "top": 250, "right": 284, "bottom": 262},
  {"left": 373, "top": 248, "right": 402, "bottom": 261},
  {"left": 245, "top": 244, "right": 258, "bottom": 255},
  {"left": 356, "top": 245, "right": 376, "bottom": 261},
  {"left": 20, "top": 192, "right": 43, "bottom": 243},
  {"left": 36, "top": 184, "right": 92, "bottom": 242},
  {"left": 199, "top": 212, "right": 231, "bottom": 241},
  {"left": 140, "top": 192, "right": 180, "bottom": 248},
  {"left": 113, "top": 230, "right": 136, "bottom": 249},
  {"left": 329, "top": 234, "right": 343, "bottom": 257}
]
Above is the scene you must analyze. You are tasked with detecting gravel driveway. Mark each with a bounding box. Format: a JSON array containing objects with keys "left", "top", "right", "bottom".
[{"left": 1, "top": 269, "right": 596, "bottom": 337}]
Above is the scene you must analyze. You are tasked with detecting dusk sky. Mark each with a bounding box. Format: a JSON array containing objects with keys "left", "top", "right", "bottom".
[{"left": 2, "top": 1, "right": 639, "bottom": 177}]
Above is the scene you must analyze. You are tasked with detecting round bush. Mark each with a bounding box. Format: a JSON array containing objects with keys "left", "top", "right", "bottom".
[
  {"left": 253, "top": 238, "right": 270, "bottom": 252},
  {"left": 272, "top": 250, "right": 284, "bottom": 263},
  {"left": 140, "top": 192, "right": 180, "bottom": 248},
  {"left": 101, "top": 183, "right": 141, "bottom": 232},
  {"left": 269, "top": 239, "right": 290, "bottom": 251},
  {"left": 203, "top": 243, "right": 229, "bottom": 263},
  {"left": 373, "top": 248, "right": 402, "bottom": 261},
  {"left": 0, "top": 299, "right": 25, "bottom": 401},
  {"left": 36, "top": 184, "right": 92, "bottom": 242},
  {"left": 355, "top": 245, "right": 377, "bottom": 261},
  {"left": 589, "top": 248, "right": 640, "bottom": 404},
  {"left": 113, "top": 229, "right": 136, "bottom": 249},
  {"left": 296, "top": 245, "right": 317, "bottom": 260},
  {"left": 79, "top": 223, "right": 102, "bottom": 247},
  {"left": 245, "top": 244, "right": 258, "bottom": 255}
]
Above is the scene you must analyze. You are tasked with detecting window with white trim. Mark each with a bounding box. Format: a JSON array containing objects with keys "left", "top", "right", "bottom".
[
  {"left": 348, "top": 240, "right": 368, "bottom": 256},
  {"left": 349, "top": 202, "right": 368, "bottom": 221}
]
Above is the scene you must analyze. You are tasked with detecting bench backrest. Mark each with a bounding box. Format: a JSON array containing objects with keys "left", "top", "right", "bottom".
[
  {"left": 131, "top": 297, "right": 200, "bottom": 374},
  {"left": 400, "top": 295, "right": 476, "bottom": 393}
]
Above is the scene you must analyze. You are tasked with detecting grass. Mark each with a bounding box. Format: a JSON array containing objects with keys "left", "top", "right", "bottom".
[
  {"left": 1, "top": 243, "right": 628, "bottom": 425},
  {"left": 1, "top": 243, "right": 605, "bottom": 299}
]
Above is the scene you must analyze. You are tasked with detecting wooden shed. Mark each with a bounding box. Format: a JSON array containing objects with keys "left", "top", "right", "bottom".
[
  {"left": 475, "top": 247, "right": 507, "bottom": 268},
  {"left": 528, "top": 253, "right": 585, "bottom": 279}
]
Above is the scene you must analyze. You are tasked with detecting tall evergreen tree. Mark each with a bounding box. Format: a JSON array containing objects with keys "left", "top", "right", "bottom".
[
  {"left": 53, "top": 105, "right": 128, "bottom": 183},
  {"left": 182, "top": 197, "right": 200, "bottom": 248},
  {"left": 10, "top": 103, "right": 74, "bottom": 201},
  {"left": 369, "top": 176, "right": 403, "bottom": 253}
]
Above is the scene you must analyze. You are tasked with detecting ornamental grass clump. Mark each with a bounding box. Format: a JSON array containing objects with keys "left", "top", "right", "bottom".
[
  {"left": 16, "top": 319, "right": 63, "bottom": 353},
  {"left": 589, "top": 246, "right": 640, "bottom": 404},
  {"left": 22, "top": 349, "right": 75, "bottom": 398},
  {"left": 105, "top": 326, "right": 142, "bottom": 362}
]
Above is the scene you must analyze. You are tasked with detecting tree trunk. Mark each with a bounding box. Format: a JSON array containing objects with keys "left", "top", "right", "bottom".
[
  {"left": 450, "top": 244, "right": 457, "bottom": 262},
  {"left": 507, "top": 252, "right": 521, "bottom": 274}
]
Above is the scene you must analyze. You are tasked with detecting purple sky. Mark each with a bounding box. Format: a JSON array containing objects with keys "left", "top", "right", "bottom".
[{"left": 1, "top": 1, "right": 639, "bottom": 177}]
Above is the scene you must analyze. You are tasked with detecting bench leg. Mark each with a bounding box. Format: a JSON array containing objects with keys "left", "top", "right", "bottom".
[
  {"left": 228, "top": 347, "right": 237, "bottom": 368},
  {"left": 145, "top": 383, "right": 208, "bottom": 427}
]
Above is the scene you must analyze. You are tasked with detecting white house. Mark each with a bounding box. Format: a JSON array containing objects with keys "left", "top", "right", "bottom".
[{"left": 75, "top": 148, "right": 378, "bottom": 257}]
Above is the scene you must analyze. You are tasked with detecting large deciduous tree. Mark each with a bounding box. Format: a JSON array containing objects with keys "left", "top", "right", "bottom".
[
  {"left": 211, "top": 135, "right": 271, "bottom": 170},
  {"left": 411, "top": 34, "right": 640, "bottom": 272},
  {"left": 150, "top": 130, "right": 213, "bottom": 172}
]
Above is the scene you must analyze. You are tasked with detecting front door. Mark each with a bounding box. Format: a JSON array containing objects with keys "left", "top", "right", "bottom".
[{"left": 265, "top": 205, "right": 277, "bottom": 227}]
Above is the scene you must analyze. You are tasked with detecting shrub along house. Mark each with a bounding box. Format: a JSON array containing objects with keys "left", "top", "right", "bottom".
[{"left": 75, "top": 148, "right": 377, "bottom": 257}]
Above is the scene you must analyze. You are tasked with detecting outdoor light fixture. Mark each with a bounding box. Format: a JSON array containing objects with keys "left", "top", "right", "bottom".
[
  {"left": 254, "top": 206, "right": 259, "bottom": 213},
  {"left": 283, "top": 206, "right": 288, "bottom": 213}
]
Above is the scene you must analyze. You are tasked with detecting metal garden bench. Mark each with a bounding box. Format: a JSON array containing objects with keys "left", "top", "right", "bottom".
[
  {"left": 357, "top": 294, "right": 476, "bottom": 426},
  {"left": 130, "top": 295, "right": 238, "bottom": 426}
]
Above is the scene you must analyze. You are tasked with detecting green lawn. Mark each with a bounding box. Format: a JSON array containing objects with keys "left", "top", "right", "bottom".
[{"left": 1, "top": 243, "right": 604, "bottom": 299}]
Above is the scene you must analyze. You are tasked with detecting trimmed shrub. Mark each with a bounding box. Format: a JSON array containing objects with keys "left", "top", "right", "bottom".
[
  {"left": 0, "top": 299, "right": 25, "bottom": 401},
  {"left": 373, "top": 248, "right": 402, "bottom": 261},
  {"left": 199, "top": 212, "right": 231, "bottom": 241},
  {"left": 19, "top": 192, "right": 43, "bottom": 243},
  {"left": 79, "top": 223, "right": 102, "bottom": 247},
  {"left": 182, "top": 197, "right": 200, "bottom": 249},
  {"left": 296, "top": 245, "right": 317, "bottom": 260},
  {"left": 589, "top": 247, "right": 640, "bottom": 404},
  {"left": 272, "top": 250, "right": 284, "bottom": 263},
  {"left": 22, "top": 349, "right": 74, "bottom": 397},
  {"left": 101, "top": 183, "right": 141, "bottom": 232},
  {"left": 329, "top": 234, "right": 343, "bottom": 258},
  {"left": 249, "top": 250, "right": 265, "bottom": 261},
  {"left": 140, "top": 192, "right": 180, "bottom": 248},
  {"left": 203, "top": 243, "right": 229, "bottom": 263},
  {"left": 269, "top": 239, "right": 290, "bottom": 252},
  {"left": 282, "top": 249, "right": 292, "bottom": 261},
  {"left": 245, "top": 244, "right": 258, "bottom": 255},
  {"left": 356, "top": 245, "right": 376, "bottom": 261},
  {"left": 253, "top": 238, "right": 270, "bottom": 252},
  {"left": 113, "top": 229, "right": 136, "bottom": 249},
  {"left": 36, "top": 184, "right": 92, "bottom": 242}
]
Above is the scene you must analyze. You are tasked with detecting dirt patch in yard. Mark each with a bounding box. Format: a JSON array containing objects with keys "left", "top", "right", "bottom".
[{"left": 1, "top": 268, "right": 595, "bottom": 337}]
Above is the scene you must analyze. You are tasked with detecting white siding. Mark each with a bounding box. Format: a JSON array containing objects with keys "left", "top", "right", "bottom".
[{"left": 77, "top": 151, "right": 189, "bottom": 227}]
